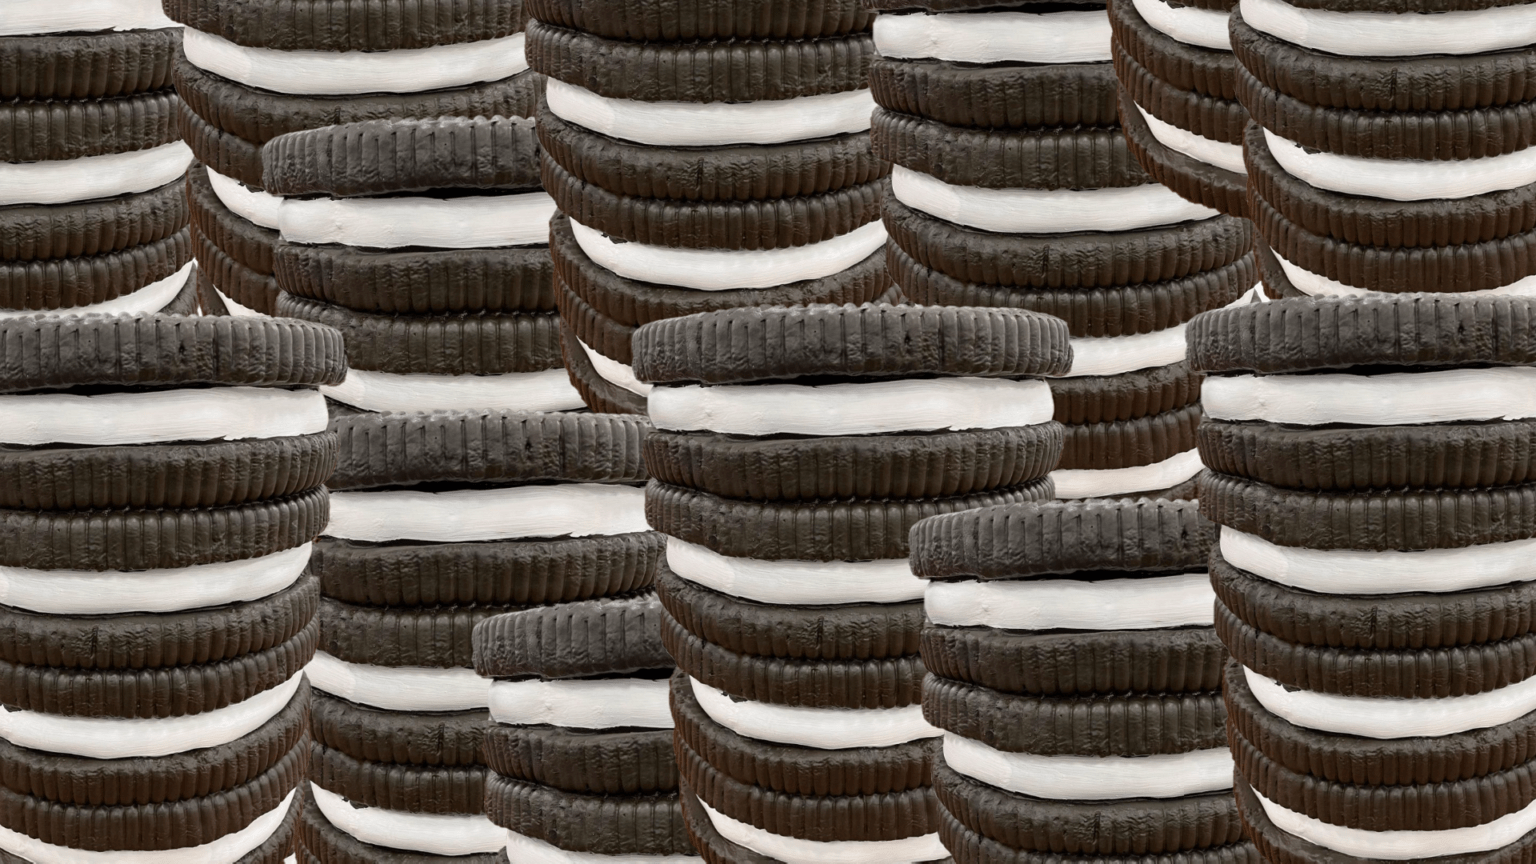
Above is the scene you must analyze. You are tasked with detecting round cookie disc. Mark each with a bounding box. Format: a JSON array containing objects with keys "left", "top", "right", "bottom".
[
  {"left": 939, "top": 807, "right": 1259, "bottom": 864},
  {"left": 472, "top": 591, "right": 672, "bottom": 679},
  {"left": 0, "top": 180, "right": 187, "bottom": 261},
  {"left": 311, "top": 689, "right": 486, "bottom": 767},
  {"left": 1050, "top": 361, "right": 1202, "bottom": 425},
  {"left": 0, "top": 29, "right": 177, "bottom": 100},
  {"left": 870, "top": 57, "right": 1119, "bottom": 130},
  {"left": 275, "top": 239, "right": 555, "bottom": 314},
  {"left": 0, "top": 90, "right": 177, "bottom": 163},
  {"left": 311, "top": 743, "right": 484, "bottom": 815},
  {"left": 1, "top": 228, "right": 189, "bottom": 312},
  {"left": 483, "top": 725, "right": 677, "bottom": 795},
  {"left": 525, "top": 0, "right": 873, "bottom": 39},
  {"left": 163, "top": 0, "right": 525, "bottom": 50},
  {"left": 484, "top": 775, "right": 694, "bottom": 857}
]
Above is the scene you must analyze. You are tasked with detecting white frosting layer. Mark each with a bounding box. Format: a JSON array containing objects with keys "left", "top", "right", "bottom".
[
  {"left": 489, "top": 678, "right": 673, "bottom": 730},
  {"left": 211, "top": 284, "right": 270, "bottom": 317},
  {"left": 1222, "top": 528, "right": 1536, "bottom": 596},
  {"left": 279, "top": 191, "right": 555, "bottom": 249},
  {"left": 700, "top": 800, "right": 946, "bottom": 864},
  {"left": 1241, "top": 0, "right": 1536, "bottom": 57},
  {"left": 1063, "top": 288, "right": 1254, "bottom": 377},
  {"left": 944, "top": 734, "right": 1234, "bottom": 800},
  {"left": 649, "top": 377, "right": 1055, "bottom": 437},
  {"left": 578, "top": 337, "right": 653, "bottom": 396},
  {"left": 1263, "top": 128, "right": 1536, "bottom": 201},
  {"left": 1, "top": 0, "right": 176, "bottom": 35},
  {"left": 206, "top": 168, "right": 283, "bottom": 229},
  {"left": 0, "top": 385, "right": 327, "bottom": 447},
  {"left": 505, "top": 832, "right": 700, "bottom": 863},
  {"left": 1255, "top": 787, "right": 1536, "bottom": 860},
  {"left": 327, "top": 484, "right": 646, "bottom": 543},
  {"left": 1275, "top": 248, "right": 1536, "bottom": 297},
  {"left": 0, "top": 543, "right": 310, "bottom": 616},
  {"left": 925, "top": 572, "right": 1214, "bottom": 630},
  {"left": 546, "top": 79, "right": 875, "bottom": 147},
  {"left": 1132, "top": 0, "right": 1232, "bottom": 50},
  {"left": 1137, "top": 103, "right": 1247, "bottom": 174},
  {"left": 0, "top": 261, "right": 193, "bottom": 319},
  {"left": 311, "top": 784, "right": 506, "bottom": 855},
  {"left": 321, "top": 367, "right": 586, "bottom": 414},
  {"left": 1244, "top": 666, "right": 1536, "bottom": 740},
  {"left": 0, "top": 670, "right": 303, "bottom": 759},
  {"left": 305, "top": 652, "right": 491, "bottom": 711},
  {"left": 0, "top": 141, "right": 193, "bottom": 206},
  {"left": 1203, "top": 366, "right": 1536, "bottom": 426},
  {"left": 667, "top": 538, "right": 925, "bottom": 606},
  {"left": 891, "top": 166, "right": 1218, "bottom": 235},
  {"left": 690, "top": 679, "right": 938, "bottom": 751},
  {"left": 0, "top": 790, "right": 293, "bottom": 864},
  {"left": 182, "top": 28, "right": 528, "bottom": 95},
  {"left": 873, "top": 9, "right": 1112, "bottom": 63},
  {"left": 570, "top": 218, "right": 886, "bottom": 291},
  {"left": 1051, "top": 448, "right": 1203, "bottom": 499}
]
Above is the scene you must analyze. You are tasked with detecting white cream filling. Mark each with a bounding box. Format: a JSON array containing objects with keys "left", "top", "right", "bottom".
[
  {"left": 310, "top": 784, "right": 506, "bottom": 855},
  {"left": 0, "top": 141, "right": 193, "bottom": 206},
  {"left": 546, "top": 79, "right": 875, "bottom": 147},
  {"left": 211, "top": 284, "right": 270, "bottom": 317},
  {"left": 1220, "top": 528, "right": 1536, "bottom": 596},
  {"left": 1255, "top": 787, "right": 1536, "bottom": 860},
  {"left": 873, "top": 9, "right": 1112, "bottom": 63},
  {"left": 321, "top": 367, "right": 586, "bottom": 414},
  {"left": 305, "top": 651, "right": 491, "bottom": 711},
  {"left": 0, "top": 385, "right": 327, "bottom": 447},
  {"left": 891, "top": 166, "right": 1218, "bottom": 235},
  {"left": 205, "top": 168, "right": 284, "bottom": 230},
  {"left": 1243, "top": 666, "right": 1536, "bottom": 740},
  {"left": 1137, "top": 103, "right": 1247, "bottom": 175},
  {"left": 1272, "top": 249, "right": 1536, "bottom": 298},
  {"left": 1241, "top": 0, "right": 1536, "bottom": 57},
  {"left": 1064, "top": 286, "right": 1254, "bottom": 377},
  {"left": 925, "top": 572, "right": 1214, "bottom": 630},
  {"left": 0, "top": 0, "right": 176, "bottom": 35},
  {"left": 943, "top": 734, "right": 1234, "bottom": 800},
  {"left": 569, "top": 217, "right": 885, "bottom": 291},
  {"left": 1263, "top": 128, "right": 1536, "bottom": 201},
  {"left": 0, "top": 260, "right": 193, "bottom": 319},
  {"left": 699, "top": 799, "right": 946, "bottom": 864},
  {"left": 1051, "top": 448, "right": 1203, "bottom": 499},
  {"left": 278, "top": 191, "right": 555, "bottom": 249},
  {"left": 1203, "top": 366, "right": 1536, "bottom": 426},
  {"left": 0, "top": 789, "right": 294, "bottom": 864},
  {"left": 577, "top": 337, "right": 653, "bottom": 396},
  {"left": 181, "top": 28, "right": 527, "bottom": 96},
  {"left": 0, "top": 543, "right": 310, "bottom": 616},
  {"left": 489, "top": 678, "right": 673, "bottom": 730},
  {"left": 649, "top": 377, "right": 1055, "bottom": 437},
  {"left": 689, "top": 679, "right": 938, "bottom": 751},
  {"left": 0, "top": 670, "right": 303, "bottom": 759},
  {"left": 326, "top": 484, "right": 646, "bottom": 543},
  {"left": 505, "top": 831, "right": 699, "bottom": 863},
  {"left": 1132, "top": 0, "right": 1232, "bottom": 50},
  {"left": 667, "top": 538, "right": 925, "bottom": 606}
]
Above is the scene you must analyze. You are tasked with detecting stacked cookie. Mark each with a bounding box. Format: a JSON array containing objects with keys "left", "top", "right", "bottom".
[
  {"left": 474, "top": 593, "right": 697, "bottom": 861},
  {"left": 871, "top": 0, "right": 1259, "bottom": 499},
  {"left": 1111, "top": 0, "right": 1248, "bottom": 217},
  {"left": 0, "top": 315, "right": 344, "bottom": 861},
  {"left": 301, "top": 410, "right": 656, "bottom": 861},
  {"left": 1190, "top": 295, "right": 1536, "bottom": 861},
  {"left": 1231, "top": 0, "right": 1536, "bottom": 298},
  {"left": 631, "top": 303, "right": 1070, "bottom": 862},
  {"left": 263, "top": 117, "right": 583, "bottom": 415},
  {"left": 527, "top": 0, "right": 892, "bottom": 414},
  {"left": 162, "top": 0, "right": 540, "bottom": 315},
  {"left": 911, "top": 498, "right": 1253, "bottom": 862},
  {"left": 1, "top": 2, "right": 196, "bottom": 316}
]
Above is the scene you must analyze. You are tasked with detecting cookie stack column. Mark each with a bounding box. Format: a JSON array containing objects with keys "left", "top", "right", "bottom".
[
  {"left": 527, "top": 0, "right": 893, "bottom": 415},
  {"left": 162, "top": 0, "right": 539, "bottom": 315},
  {"left": 263, "top": 117, "right": 582, "bottom": 415},
  {"left": 474, "top": 593, "right": 698, "bottom": 861},
  {"left": 1231, "top": 0, "right": 1536, "bottom": 298},
  {"left": 300, "top": 410, "right": 657, "bottom": 862},
  {"left": 871, "top": 0, "right": 1259, "bottom": 500},
  {"left": 1189, "top": 295, "right": 1536, "bottom": 861},
  {"left": 631, "top": 303, "right": 1071, "bottom": 862},
  {"left": 910, "top": 498, "right": 1257, "bottom": 863},
  {"left": 0, "top": 315, "right": 344, "bottom": 861},
  {"left": 2, "top": 2, "right": 197, "bottom": 316}
]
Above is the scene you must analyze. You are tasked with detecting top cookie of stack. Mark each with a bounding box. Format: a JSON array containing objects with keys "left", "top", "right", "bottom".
[
  {"left": 527, "top": 0, "right": 894, "bottom": 415},
  {"left": 1232, "top": 0, "right": 1536, "bottom": 297},
  {"left": 163, "top": 0, "right": 542, "bottom": 315},
  {"left": 2, "top": 0, "right": 197, "bottom": 316}
]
